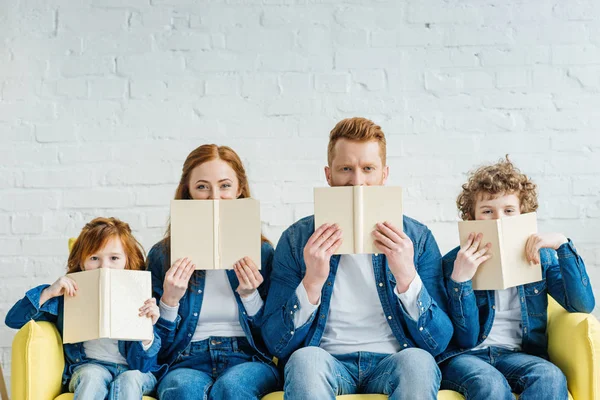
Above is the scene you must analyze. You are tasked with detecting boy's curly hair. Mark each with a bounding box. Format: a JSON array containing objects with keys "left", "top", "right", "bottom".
[{"left": 457, "top": 156, "right": 538, "bottom": 221}]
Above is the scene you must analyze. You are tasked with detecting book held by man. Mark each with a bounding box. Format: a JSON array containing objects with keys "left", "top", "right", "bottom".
[
  {"left": 170, "top": 198, "right": 261, "bottom": 270},
  {"left": 63, "top": 268, "right": 153, "bottom": 344},
  {"left": 458, "top": 212, "right": 542, "bottom": 290},
  {"left": 314, "top": 186, "right": 403, "bottom": 255}
]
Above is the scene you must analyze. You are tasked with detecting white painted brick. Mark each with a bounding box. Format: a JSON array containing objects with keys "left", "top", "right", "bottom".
[
  {"left": 552, "top": 45, "right": 600, "bottom": 65},
  {"left": 88, "top": 78, "right": 128, "bottom": 100},
  {"left": 52, "top": 78, "right": 88, "bottom": 98},
  {"left": 0, "top": 192, "right": 60, "bottom": 212},
  {"left": 334, "top": 6, "right": 402, "bottom": 30},
  {"left": 23, "top": 168, "right": 94, "bottom": 188},
  {"left": 11, "top": 215, "right": 44, "bottom": 234},
  {"left": 22, "top": 238, "right": 69, "bottom": 256},
  {"left": 83, "top": 33, "right": 152, "bottom": 55},
  {"left": 155, "top": 31, "right": 211, "bottom": 52},
  {"left": 227, "top": 29, "right": 293, "bottom": 52},
  {"left": 334, "top": 29, "right": 368, "bottom": 48},
  {"left": 480, "top": 47, "right": 551, "bottom": 66},
  {"left": 135, "top": 185, "right": 175, "bottom": 206},
  {"left": 35, "top": 122, "right": 78, "bottom": 143},
  {"left": 495, "top": 69, "right": 529, "bottom": 89},
  {"left": 62, "top": 189, "right": 134, "bottom": 209},
  {"left": 58, "top": 144, "right": 115, "bottom": 164},
  {"left": 0, "top": 101, "right": 56, "bottom": 124},
  {"left": 60, "top": 9, "right": 128, "bottom": 33},
  {"left": 117, "top": 54, "right": 185, "bottom": 78},
  {"left": 336, "top": 48, "right": 403, "bottom": 70},
  {"left": 187, "top": 51, "right": 257, "bottom": 72},
  {"left": 205, "top": 75, "right": 239, "bottom": 96},
  {"left": 56, "top": 55, "right": 115, "bottom": 78},
  {"left": 130, "top": 80, "right": 168, "bottom": 100},
  {"left": 573, "top": 177, "right": 600, "bottom": 196},
  {"left": 241, "top": 74, "right": 280, "bottom": 98},
  {"left": 315, "top": 73, "right": 349, "bottom": 93},
  {"left": 0, "top": 215, "right": 10, "bottom": 234},
  {"left": 0, "top": 239, "right": 22, "bottom": 256},
  {"left": 0, "top": 123, "right": 35, "bottom": 142},
  {"left": 145, "top": 208, "right": 169, "bottom": 229},
  {"left": 1, "top": 79, "right": 42, "bottom": 101}
]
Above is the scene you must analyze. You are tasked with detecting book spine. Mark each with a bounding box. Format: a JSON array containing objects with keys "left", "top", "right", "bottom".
[
  {"left": 354, "top": 186, "right": 363, "bottom": 253},
  {"left": 99, "top": 268, "right": 110, "bottom": 338},
  {"left": 497, "top": 221, "right": 505, "bottom": 289},
  {"left": 214, "top": 200, "right": 220, "bottom": 269}
]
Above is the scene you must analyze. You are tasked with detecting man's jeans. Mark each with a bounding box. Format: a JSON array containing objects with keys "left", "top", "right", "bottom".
[
  {"left": 440, "top": 347, "right": 568, "bottom": 400},
  {"left": 157, "top": 336, "right": 279, "bottom": 400},
  {"left": 69, "top": 362, "right": 157, "bottom": 400},
  {"left": 284, "top": 347, "right": 441, "bottom": 400}
]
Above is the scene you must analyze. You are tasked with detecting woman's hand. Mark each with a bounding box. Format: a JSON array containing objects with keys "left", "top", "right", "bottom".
[
  {"left": 234, "top": 257, "right": 264, "bottom": 298},
  {"left": 161, "top": 257, "right": 195, "bottom": 307}
]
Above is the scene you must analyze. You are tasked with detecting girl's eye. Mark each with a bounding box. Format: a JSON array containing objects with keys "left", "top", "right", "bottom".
[
  {"left": 111, "top": 256, "right": 120, "bottom": 261},
  {"left": 90, "top": 256, "right": 99, "bottom": 261}
]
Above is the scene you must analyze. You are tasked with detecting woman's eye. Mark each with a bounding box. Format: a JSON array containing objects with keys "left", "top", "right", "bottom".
[
  {"left": 221, "top": 184, "right": 231, "bottom": 189},
  {"left": 197, "top": 185, "right": 207, "bottom": 190}
]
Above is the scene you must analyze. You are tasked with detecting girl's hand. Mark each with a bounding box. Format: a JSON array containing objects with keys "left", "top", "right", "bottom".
[
  {"left": 234, "top": 257, "right": 264, "bottom": 298},
  {"left": 451, "top": 232, "right": 492, "bottom": 283},
  {"left": 139, "top": 298, "right": 159, "bottom": 325},
  {"left": 525, "top": 233, "right": 568, "bottom": 264},
  {"left": 39, "top": 276, "right": 78, "bottom": 306},
  {"left": 161, "top": 257, "right": 195, "bottom": 307}
]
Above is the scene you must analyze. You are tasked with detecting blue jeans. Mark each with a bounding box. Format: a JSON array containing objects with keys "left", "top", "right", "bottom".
[
  {"left": 69, "top": 361, "right": 157, "bottom": 400},
  {"left": 440, "top": 347, "right": 568, "bottom": 400},
  {"left": 157, "top": 336, "right": 279, "bottom": 400},
  {"left": 284, "top": 347, "right": 441, "bottom": 400}
]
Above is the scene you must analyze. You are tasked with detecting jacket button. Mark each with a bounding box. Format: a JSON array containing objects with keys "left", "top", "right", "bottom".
[
  {"left": 379, "top": 282, "right": 383, "bottom": 287},
  {"left": 290, "top": 331, "right": 294, "bottom": 335},
  {"left": 193, "top": 313, "right": 198, "bottom": 317},
  {"left": 188, "top": 333, "right": 191, "bottom": 337},
  {"left": 75, "top": 358, "right": 80, "bottom": 362},
  {"left": 403, "top": 343, "right": 408, "bottom": 347},
  {"left": 534, "top": 289, "right": 539, "bottom": 294},
  {"left": 419, "top": 327, "right": 423, "bottom": 331},
  {"left": 388, "top": 316, "right": 392, "bottom": 320},
  {"left": 482, "top": 335, "right": 487, "bottom": 339},
  {"left": 492, "top": 305, "right": 496, "bottom": 310},
  {"left": 198, "top": 289, "right": 202, "bottom": 294},
  {"left": 454, "top": 288, "right": 459, "bottom": 292}
]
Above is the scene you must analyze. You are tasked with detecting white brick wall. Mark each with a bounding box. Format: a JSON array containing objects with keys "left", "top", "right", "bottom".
[{"left": 1, "top": 0, "right": 600, "bottom": 392}]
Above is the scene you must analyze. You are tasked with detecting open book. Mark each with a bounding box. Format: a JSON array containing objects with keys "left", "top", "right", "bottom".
[
  {"left": 170, "top": 198, "right": 261, "bottom": 269},
  {"left": 63, "top": 268, "right": 153, "bottom": 344},
  {"left": 314, "top": 186, "right": 403, "bottom": 254},
  {"left": 458, "top": 212, "right": 542, "bottom": 290}
]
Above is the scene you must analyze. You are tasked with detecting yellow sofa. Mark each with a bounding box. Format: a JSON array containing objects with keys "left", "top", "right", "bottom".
[{"left": 10, "top": 296, "right": 598, "bottom": 400}]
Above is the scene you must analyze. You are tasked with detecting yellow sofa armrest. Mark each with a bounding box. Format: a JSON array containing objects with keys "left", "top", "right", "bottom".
[
  {"left": 11, "top": 320, "right": 65, "bottom": 400},
  {"left": 547, "top": 296, "right": 600, "bottom": 400}
]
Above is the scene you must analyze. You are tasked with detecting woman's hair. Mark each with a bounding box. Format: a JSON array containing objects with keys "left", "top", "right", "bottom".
[
  {"left": 159, "top": 144, "right": 269, "bottom": 275},
  {"left": 67, "top": 217, "right": 145, "bottom": 273},
  {"left": 457, "top": 155, "right": 538, "bottom": 221}
]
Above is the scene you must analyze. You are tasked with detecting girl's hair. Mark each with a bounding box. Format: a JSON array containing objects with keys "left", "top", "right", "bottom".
[
  {"left": 457, "top": 155, "right": 538, "bottom": 221},
  {"left": 67, "top": 217, "right": 146, "bottom": 273},
  {"left": 159, "top": 144, "right": 270, "bottom": 275}
]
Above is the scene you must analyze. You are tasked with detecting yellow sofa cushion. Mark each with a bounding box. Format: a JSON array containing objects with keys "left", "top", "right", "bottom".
[
  {"left": 11, "top": 320, "right": 64, "bottom": 400},
  {"left": 547, "top": 297, "right": 599, "bottom": 400}
]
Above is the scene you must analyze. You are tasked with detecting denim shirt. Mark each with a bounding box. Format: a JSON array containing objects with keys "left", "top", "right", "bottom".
[
  {"left": 439, "top": 240, "right": 595, "bottom": 363},
  {"left": 4, "top": 285, "right": 166, "bottom": 385},
  {"left": 147, "top": 240, "right": 275, "bottom": 367},
  {"left": 261, "top": 215, "right": 453, "bottom": 363}
]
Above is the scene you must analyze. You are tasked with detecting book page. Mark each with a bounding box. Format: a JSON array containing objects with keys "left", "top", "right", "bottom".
[
  {"left": 63, "top": 269, "right": 101, "bottom": 344},
  {"left": 108, "top": 269, "right": 153, "bottom": 341},
  {"left": 500, "top": 212, "right": 542, "bottom": 289},
  {"left": 314, "top": 187, "right": 354, "bottom": 255},
  {"left": 360, "top": 186, "right": 403, "bottom": 254},
  {"left": 219, "top": 198, "right": 262, "bottom": 270},
  {"left": 458, "top": 219, "right": 504, "bottom": 290},
  {"left": 171, "top": 200, "right": 216, "bottom": 270}
]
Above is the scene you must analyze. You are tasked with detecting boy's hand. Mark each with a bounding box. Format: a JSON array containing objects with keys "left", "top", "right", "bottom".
[
  {"left": 302, "top": 223, "right": 343, "bottom": 305},
  {"left": 162, "top": 257, "right": 195, "bottom": 307},
  {"left": 451, "top": 232, "right": 492, "bottom": 283},
  {"left": 139, "top": 298, "right": 159, "bottom": 325},
  {"left": 373, "top": 221, "right": 416, "bottom": 293},
  {"left": 525, "top": 233, "right": 568, "bottom": 264},
  {"left": 234, "top": 257, "right": 263, "bottom": 298},
  {"left": 40, "top": 276, "right": 78, "bottom": 306}
]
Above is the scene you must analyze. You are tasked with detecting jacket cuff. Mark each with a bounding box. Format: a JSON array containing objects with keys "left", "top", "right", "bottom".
[{"left": 447, "top": 278, "right": 473, "bottom": 299}]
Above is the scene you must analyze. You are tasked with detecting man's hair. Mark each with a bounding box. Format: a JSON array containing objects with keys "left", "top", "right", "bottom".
[
  {"left": 457, "top": 155, "right": 538, "bottom": 220},
  {"left": 327, "top": 117, "right": 386, "bottom": 166}
]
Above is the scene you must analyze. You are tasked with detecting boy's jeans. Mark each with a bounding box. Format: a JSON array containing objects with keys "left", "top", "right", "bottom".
[
  {"left": 157, "top": 336, "right": 279, "bottom": 400},
  {"left": 69, "top": 362, "right": 157, "bottom": 400},
  {"left": 440, "top": 346, "right": 568, "bottom": 400},
  {"left": 284, "top": 346, "right": 441, "bottom": 400}
]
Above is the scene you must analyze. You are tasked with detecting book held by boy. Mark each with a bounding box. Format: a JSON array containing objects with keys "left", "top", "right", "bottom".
[
  {"left": 458, "top": 212, "right": 542, "bottom": 290},
  {"left": 63, "top": 268, "right": 153, "bottom": 344},
  {"left": 170, "top": 198, "right": 261, "bottom": 270},
  {"left": 314, "top": 186, "right": 403, "bottom": 255}
]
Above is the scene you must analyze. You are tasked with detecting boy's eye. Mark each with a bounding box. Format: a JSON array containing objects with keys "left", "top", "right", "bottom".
[
  {"left": 506, "top": 209, "right": 515, "bottom": 213},
  {"left": 483, "top": 210, "right": 492, "bottom": 214}
]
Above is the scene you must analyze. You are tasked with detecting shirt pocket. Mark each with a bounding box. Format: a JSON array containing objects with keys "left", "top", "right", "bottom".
[{"left": 524, "top": 281, "right": 548, "bottom": 316}]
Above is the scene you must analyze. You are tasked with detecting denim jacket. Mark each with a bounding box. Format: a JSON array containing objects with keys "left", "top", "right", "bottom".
[
  {"left": 147, "top": 240, "right": 275, "bottom": 367},
  {"left": 439, "top": 240, "right": 595, "bottom": 363},
  {"left": 261, "top": 215, "right": 453, "bottom": 363},
  {"left": 5, "top": 285, "right": 166, "bottom": 385}
]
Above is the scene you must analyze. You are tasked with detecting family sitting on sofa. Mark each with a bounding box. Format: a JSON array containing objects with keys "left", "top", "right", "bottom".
[{"left": 5, "top": 117, "right": 596, "bottom": 400}]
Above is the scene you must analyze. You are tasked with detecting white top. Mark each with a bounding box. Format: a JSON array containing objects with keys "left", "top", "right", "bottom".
[
  {"left": 159, "top": 270, "right": 262, "bottom": 341},
  {"left": 83, "top": 338, "right": 129, "bottom": 365},
  {"left": 474, "top": 287, "right": 522, "bottom": 351},
  {"left": 294, "top": 254, "right": 423, "bottom": 355}
]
